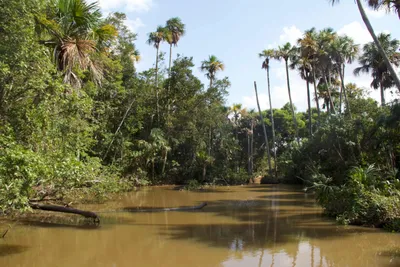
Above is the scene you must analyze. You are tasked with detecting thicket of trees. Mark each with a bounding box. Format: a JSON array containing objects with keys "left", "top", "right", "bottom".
[{"left": 1, "top": 0, "right": 400, "bottom": 230}]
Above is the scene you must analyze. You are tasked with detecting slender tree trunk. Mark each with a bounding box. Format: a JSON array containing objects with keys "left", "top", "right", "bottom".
[
  {"left": 339, "top": 64, "right": 352, "bottom": 118},
  {"left": 266, "top": 67, "right": 278, "bottom": 178},
  {"left": 155, "top": 46, "right": 160, "bottom": 125},
  {"left": 380, "top": 78, "right": 386, "bottom": 106},
  {"left": 250, "top": 121, "right": 254, "bottom": 176},
  {"left": 248, "top": 132, "right": 251, "bottom": 175},
  {"left": 155, "top": 46, "right": 160, "bottom": 87},
  {"left": 285, "top": 60, "right": 300, "bottom": 145},
  {"left": 312, "top": 66, "right": 321, "bottom": 120},
  {"left": 306, "top": 74, "right": 312, "bottom": 137},
  {"left": 254, "top": 81, "right": 272, "bottom": 173},
  {"left": 326, "top": 69, "right": 336, "bottom": 113},
  {"left": 323, "top": 73, "right": 335, "bottom": 114},
  {"left": 103, "top": 99, "right": 135, "bottom": 160},
  {"left": 356, "top": 0, "right": 400, "bottom": 91},
  {"left": 168, "top": 43, "right": 173, "bottom": 77},
  {"left": 162, "top": 149, "right": 168, "bottom": 176},
  {"left": 210, "top": 77, "right": 213, "bottom": 88},
  {"left": 203, "top": 163, "right": 206, "bottom": 181},
  {"left": 338, "top": 67, "right": 343, "bottom": 114}
]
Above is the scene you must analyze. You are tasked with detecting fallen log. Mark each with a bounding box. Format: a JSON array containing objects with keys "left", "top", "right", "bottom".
[
  {"left": 29, "top": 203, "right": 100, "bottom": 223},
  {"left": 120, "top": 202, "right": 207, "bottom": 213}
]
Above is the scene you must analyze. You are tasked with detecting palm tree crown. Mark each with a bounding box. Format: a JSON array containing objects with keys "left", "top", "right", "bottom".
[
  {"left": 200, "top": 55, "right": 225, "bottom": 87},
  {"left": 36, "top": 0, "right": 115, "bottom": 88},
  {"left": 354, "top": 33, "right": 400, "bottom": 105},
  {"left": 147, "top": 26, "right": 166, "bottom": 49},
  {"left": 165, "top": 17, "right": 186, "bottom": 46}
]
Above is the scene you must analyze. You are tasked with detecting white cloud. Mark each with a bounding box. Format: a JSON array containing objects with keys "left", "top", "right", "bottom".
[
  {"left": 95, "top": 0, "right": 153, "bottom": 12},
  {"left": 338, "top": 21, "right": 372, "bottom": 45},
  {"left": 243, "top": 93, "right": 269, "bottom": 111},
  {"left": 267, "top": 25, "right": 303, "bottom": 49},
  {"left": 365, "top": 7, "right": 387, "bottom": 18},
  {"left": 242, "top": 69, "right": 311, "bottom": 112},
  {"left": 125, "top": 18, "right": 145, "bottom": 33},
  {"left": 279, "top": 26, "right": 303, "bottom": 45}
]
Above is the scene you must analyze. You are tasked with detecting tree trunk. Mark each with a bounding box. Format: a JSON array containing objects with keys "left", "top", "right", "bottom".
[
  {"left": 209, "top": 76, "right": 213, "bottom": 89},
  {"left": 250, "top": 121, "right": 254, "bottom": 176},
  {"left": 202, "top": 163, "right": 207, "bottom": 181},
  {"left": 168, "top": 43, "right": 173, "bottom": 78},
  {"left": 356, "top": 0, "right": 400, "bottom": 91},
  {"left": 306, "top": 75, "right": 312, "bottom": 137},
  {"left": 254, "top": 81, "right": 272, "bottom": 173},
  {"left": 155, "top": 46, "right": 160, "bottom": 87},
  {"left": 312, "top": 66, "right": 321, "bottom": 121},
  {"left": 162, "top": 149, "right": 168, "bottom": 176},
  {"left": 323, "top": 73, "right": 335, "bottom": 114},
  {"left": 380, "top": 78, "right": 386, "bottom": 106},
  {"left": 285, "top": 60, "right": 300, "bottom": 145},
  {"left": 326, "top": 70, "right": 336, "bottom": 114},
  {"left": 338, "top": 66, "right": 343, "bottom": 114},
  {"left": 103, "top": 99, "right": 135, "bottom": 160},
  {"left": 29, "top": 203, "right": 99, "bottom": 222},
  {"left": 266, "top": 67, "right": 278, "bottom": 178},
  {"left": 247, "top": 132, "right": 251, "bottom": 175},
  {"left": 339, "top": 64, "right": 352, "bottom": 118},
  {"left": 155, "top": 46, "right": 160, "bottom": 125}
]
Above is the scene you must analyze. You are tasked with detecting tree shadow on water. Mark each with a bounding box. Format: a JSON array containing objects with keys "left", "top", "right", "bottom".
[
  {"left": 0, "top": 244, "right": 29, "bottom": 257},
  {"left": 157, "top": 196, "right": 380, "bottom": 253}
]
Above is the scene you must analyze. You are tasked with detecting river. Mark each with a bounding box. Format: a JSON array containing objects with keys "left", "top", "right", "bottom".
[{"left": 0, "top": 185, "right": 399, "bottom": 267}]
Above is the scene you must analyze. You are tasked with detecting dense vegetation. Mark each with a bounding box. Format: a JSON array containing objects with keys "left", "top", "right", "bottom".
[{"left": 1, "top": 0, "right": 400, "bottom": 231}]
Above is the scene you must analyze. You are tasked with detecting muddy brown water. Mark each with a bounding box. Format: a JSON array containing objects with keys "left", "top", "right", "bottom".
[{"left": 0, "top": 185, "right": 399, "bottom": 267}]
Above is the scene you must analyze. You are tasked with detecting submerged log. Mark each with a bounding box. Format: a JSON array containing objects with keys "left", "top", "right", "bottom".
[
  {"left": 121, "top": 202, "right": 207, "bottom": 213},
  {"left": 29, "top": 203, "right": 100, "bottom": 223}
]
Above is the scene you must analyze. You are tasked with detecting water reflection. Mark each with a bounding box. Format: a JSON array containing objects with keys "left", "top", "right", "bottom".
[{"left": 0, "top": 185, "right": 399, "bottom": 267}]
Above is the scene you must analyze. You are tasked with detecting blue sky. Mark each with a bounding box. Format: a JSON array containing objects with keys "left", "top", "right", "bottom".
[{"left": 95, "top": 0, "right": 400, "bottom": 111}]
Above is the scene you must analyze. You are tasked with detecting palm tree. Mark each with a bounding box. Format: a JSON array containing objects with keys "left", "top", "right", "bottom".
[
  {"left": 290, "top": 51, "right": 313, "bottom": 137},
  {"left": 329, "top": 0, "right": 400, "bottom": 91},
  {"left": 147, "top": 26, "right": 166, "bottom": 88},
  {"left": 165, "top": 17, "right": 186, "bottom": 77},
  {"left": 331, "top": 35, "right": 359, "bottom": 116},
  {"left": 366, "top": 0, "right": 400, "bottom": 19},
  {"left": 274, "top": 42, "right": 300, "bottom": 144},
  {"left": 200, "top": 55, "right": 225, "bottom": 88},
  {"left": 147, "top": 26, "right": 165, "bottom": 125},
  {"left": 259, "top": 49, "right": 278, "bottom": 177},
  {"left": 354, "top": 33, "right": 400, "bottom": 106},
  {"left": 298, "top": 28, "right": 321, "bottom": 121},
  {"left": 316, "top": 28, "right": 338, "bottom": 114},
  {"left": 254, "top": 82, "right": 272, "bottom": 173},
  {"left": 36, "top": 0, "right": 109, "bottom": 88}
]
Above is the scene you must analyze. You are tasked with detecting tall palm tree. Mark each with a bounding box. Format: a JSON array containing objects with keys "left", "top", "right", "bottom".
[
  {"left": 274, "top": 42, "right": 300, "bottom": 144},
  {"left": 298, "top": 28, "right": 321, "bottom": 121},
  {"left": 200, "top": 55, "right": 225, "bottom": 88},
  {"left": 254, "top": 82, "right": 272, "bottom": 173},
  {"left": 315, "top": 28, "right": 338, "bottom": 115},
  {"left": 147, "top": 26, "right": 166, "bottom": 88},
  {"left": 147, "top": 26, "right": 165, "bottom": 125},
  {"left": 354, "top": 33, "right": 400, "bottom": 106},
  {"left": 331, "top": 35, "right": 359, "bottom": 116},
  {"left": 165, "top": 17, "right": 186, "bottom": 77},
  {"left": 329, "top": 0, "right": 400, "bottom": 91},
  {"left": 259, "top": 49, "right": 278, "bottom": 177},
  {"left": 36, "top": 0, "right": 109, "bottom": 88},
  {"left": 290, "top": 51, "right": 313, "bottom": 137}
]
